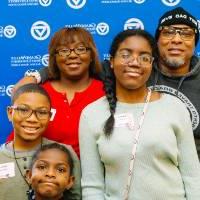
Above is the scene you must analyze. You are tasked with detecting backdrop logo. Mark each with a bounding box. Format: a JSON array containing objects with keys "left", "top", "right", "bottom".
[
  {"left": 66, "top": 0, "right": 86, "bottom": 9},
  {"left": 42, "top": 54, "right": 49, "bottom": 66},
  {"left": 11, "top": 55, "right": 45, "bottom": 67},
  {"left": 96, "top": 23, "right": 109, "bottom": 35},
  {"left": 124, "top": 18, "right": 144, "bottom": 30},
  {"left": 134, "top": 0, "right": 146, "bottom": 4},
  {"left": 6, "top": 85, "right": 14, "bottom": 97},
  {"left": 31, "top": 21, "right": 50, "bottom": 40},
  {"left": 0, "top": 85, "right": 6, "bottom": 96},
  {"left": 161, "top": 0, "right": 181, "bottom": 6},
  {"left": 4, "top": 25, "right": 16, "bottom": 38},
  {"left": 39, "top": 0, "right": 52, "bottom": 6}
]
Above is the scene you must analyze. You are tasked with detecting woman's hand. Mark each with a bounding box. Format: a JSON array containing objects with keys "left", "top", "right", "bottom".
[{"left": 12, "top": 76, "right": 37, "bottom": 94}]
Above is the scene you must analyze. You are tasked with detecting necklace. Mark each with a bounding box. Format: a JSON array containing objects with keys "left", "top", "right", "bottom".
[
  {"left": 12, "top": 140, "right": 43, "bottom": 187},
  {"left": 124, "top": 88, "right": 152, "bottom": 200}
]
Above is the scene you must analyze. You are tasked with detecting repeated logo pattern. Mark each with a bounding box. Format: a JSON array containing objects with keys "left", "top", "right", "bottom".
[
  {"left": 39, "top": 0, "right": 52, "bottom": 6},
  {"left": 42, "top": 54, "right": 49, "bottom": 66},
  {"left": 66, "top": 0, "right": 86, "bottom": 9},
  {"left": 161, "top": 0, "right": 181, "bottom": 6},
  {"left": 124, "top": 18, "right": 144, "bottom": 30},
  {"left": 96, "top": 23, "right": 109, "bottom": 35},
  {"left": 31, "top": 21, "right": 51, "bottom": 40},
  {"left": 4, "top": 25, "right": 16, "bottom": 38}
]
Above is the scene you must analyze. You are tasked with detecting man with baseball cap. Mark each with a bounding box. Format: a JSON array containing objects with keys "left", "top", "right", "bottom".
[{"left": 148, "top": 7, "right": 200, "bottom": 159}]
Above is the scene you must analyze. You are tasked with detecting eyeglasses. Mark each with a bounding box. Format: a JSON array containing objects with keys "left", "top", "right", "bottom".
[
  {"left": 56, "top": 46, "right": 90, "bottom": 57},
  {"left": 116, "top": 51, "right": 154, "bottom": 66},
  {"left": 159, "top": 26, "right": 196, "bottom": 41},
  {"left": 10, "top": 105, "right": 51, "bottom": 120}
]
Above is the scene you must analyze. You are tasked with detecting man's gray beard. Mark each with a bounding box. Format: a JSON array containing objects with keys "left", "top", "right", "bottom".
[{"left": 163, "top": 57, "right": 185, "bottom": 69}]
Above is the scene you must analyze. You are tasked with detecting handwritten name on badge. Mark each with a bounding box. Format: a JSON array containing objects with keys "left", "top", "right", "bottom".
[
  {"left": 0, "top": 162, "right": 15, "bottom": 179},
  {"left": 114, "top": 113, "right": 134, "bottom": 130}
]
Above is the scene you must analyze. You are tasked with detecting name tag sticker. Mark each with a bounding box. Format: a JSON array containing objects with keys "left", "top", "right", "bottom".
[
  {"left": 114, "top": 113, "right": 134, "bottom": 129},
  {"left": 0, "top": 162, "right": 15, "bottom": 179}
]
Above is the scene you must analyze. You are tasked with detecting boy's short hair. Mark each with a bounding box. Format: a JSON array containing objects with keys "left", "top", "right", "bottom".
[
  {"left": 30, "top": 143, "right": 74, "bottom": 175},
  {"left": 11, "top": 83, "right": 51, "bottom": 105}
]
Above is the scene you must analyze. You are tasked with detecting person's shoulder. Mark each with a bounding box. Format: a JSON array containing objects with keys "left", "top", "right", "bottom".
[
  {"left": 162, "top": 93, "right": 188, "bottom": 111},
  {"left": 0, "top": 143, "right": 13, "bottom": 162},
  {"left": 82, "top": 96, "right": 107, "bottom": 113},
  {"left": 89, "top": 79, "right": 104, "bottom": 94},
  {"left": 0, "top": 143, "right": 6, "bottom": 155},
  {"left": 0, "top": 143, "right": 5, "bottom": 150}
]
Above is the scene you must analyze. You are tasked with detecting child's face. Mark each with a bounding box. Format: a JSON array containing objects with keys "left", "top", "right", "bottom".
[
  {"left": 7, "top": 92, "right": 51, "bottom": 143},
  {"left": 27, "top": 148, "right": 74, "bottom": 200}
]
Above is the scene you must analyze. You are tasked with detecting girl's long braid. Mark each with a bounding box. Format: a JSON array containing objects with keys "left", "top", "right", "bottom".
[
  {"left": 102, "top": 61, "right": 117, "bottom": 137},
  {"left": 102, "top": 30, "right": 157, "bottom": 137}
]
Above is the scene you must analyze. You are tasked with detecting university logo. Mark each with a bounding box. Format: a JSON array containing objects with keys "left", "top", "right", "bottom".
[
  {"left": 133, "top": 0, "right": 146, "bottom": 4},
  {"left": 161, "top": 0, "right": 181, "bottom": 6},
  {"left": 66, "top": 0, "right": 86, "bottom": 9},
  {"left": 96, "top": 22, "right": 109, "bottom": 35},
  {"left": 42, "top": 54, "right": 49, "bottom": 66},
  {"left": 31, "top": 21, "right": 50, "bottom": 41},
  {"left": 6, "top": 85, "right": 14, "bottom": 97},
  {"left": 4, "top": 25, "right": 16, "bottom": 38},
  {"left": 124, "top": 18, "right": 144, "bottom": 30},
  {"left": 39, "top": 0, "right": 52, "bottom": 7}
]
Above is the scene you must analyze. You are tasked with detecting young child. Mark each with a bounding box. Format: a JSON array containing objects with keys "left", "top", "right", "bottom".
[
  {"left": 0, "top": 83, "right": 81, "bottom": 200},
  {"left": 26, "top": 143, "right": 75, "bottom": 200}
]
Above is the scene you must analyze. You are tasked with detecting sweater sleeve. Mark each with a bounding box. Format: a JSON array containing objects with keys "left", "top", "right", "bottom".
[
  {"left": 64, "top": 145, "right": 82, "bottom": 200},
  {"left": 79, "top": 112, "right": 105, "bottom": 200},
  {"left": 176, "top": 103, "right": 200, "bottom": 200}
]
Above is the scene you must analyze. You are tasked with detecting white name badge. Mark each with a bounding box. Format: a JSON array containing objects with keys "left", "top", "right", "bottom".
[
  {"left": 0, "top": 162, "right": 15, "bottom": 179},
  {"left": 114, "top": 113, "right": 134, "bottom": 129}
]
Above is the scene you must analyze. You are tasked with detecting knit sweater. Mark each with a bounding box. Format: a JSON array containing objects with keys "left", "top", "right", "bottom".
[
  {"left": 147, "top": 56, "right": 200, "bottom": 158},
  {"left": 0, "top": 138, "right": 81, "bottom": 200},
  {"left": 79, "top": 94, "right": 200, "bottom": 200}
]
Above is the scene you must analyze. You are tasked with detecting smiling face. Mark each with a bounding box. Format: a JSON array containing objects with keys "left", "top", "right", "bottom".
[
  {"left": 48, "top": 27, "right": 101, "bottom": 80},
  {"left": 55, "top": 36, "right": 92, "bottom": 81},
  {"left": 27, "top": 148, "right": 74, "bottom": 200},
  {"left": 7, "top": 92, "right": 51, "bottom": 143},
  {"left": 158, "top": 24, "right": 195, "bottom": 70},
  {"left": 111, "top": 35, "right": 153, "bottom": 92}
]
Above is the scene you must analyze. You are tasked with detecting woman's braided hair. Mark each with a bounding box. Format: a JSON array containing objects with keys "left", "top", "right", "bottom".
[{"left": 103, "top": 29, "right": 157, "bottom": 137}]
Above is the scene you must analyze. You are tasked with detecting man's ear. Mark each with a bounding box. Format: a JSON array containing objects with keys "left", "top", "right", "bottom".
[
  {"left": 65, "top": 176, "right": 75, "bottom": 190},
  {"left": 25, "top": 169, "right": 32, "bottom": 186},
  {"left": 7, "top": 106, "right": 13, "bottom": 122}
]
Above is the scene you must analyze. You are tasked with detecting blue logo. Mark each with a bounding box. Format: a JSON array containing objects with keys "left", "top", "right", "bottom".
[
  {"left": 124, "top": 18, "right": 144, "bottom": 30},
  {"left": 6, "top": 85, "right": 14, "bottom": 97},
  {"left": 66, "top": 0, "right": 86, "bottom": 9},
  {"left": 39, "top": 0, "right": 52, "bottom": 7},
  {"left": 4, "top": 25, "right": 16, "bottom": 38},
  {"left": 31, "top": 21, "right": 50, "bottom": 41},
  {"left": 96, "top": 22, "right": 109, "bottom": 35},
  {"left": 42, "top": 54, "right": 49, "bottom": 66},
  {"left": 134, "top": 0, "right": 146, "bottom": 4},
  {"left": 161, "top": 0, "right": 181, "bottom": 6}
]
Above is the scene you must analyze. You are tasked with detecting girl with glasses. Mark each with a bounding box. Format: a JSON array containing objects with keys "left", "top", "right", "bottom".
[{"left": 79, "top": 29, "right": 200, "bottom": 200}]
